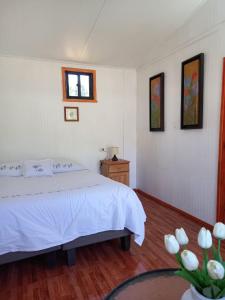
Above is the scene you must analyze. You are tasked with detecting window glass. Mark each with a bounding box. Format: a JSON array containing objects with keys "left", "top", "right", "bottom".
[
  {"left": 68, "top": 74, "right": 78, "bottom": 97},
  {"left": 80, "top": 75, "right": 90, "bottom": 97},
  {"left": 62, "top": 67, "right": 96, "bottom": 102}
]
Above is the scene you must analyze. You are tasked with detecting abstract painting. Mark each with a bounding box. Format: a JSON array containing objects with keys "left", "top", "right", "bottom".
[
  {"left": 149, "top": 72, "right": 164, "bottom": 131},
  {"left": 181, "top": 53, "right": 204, "bottom": 129}
]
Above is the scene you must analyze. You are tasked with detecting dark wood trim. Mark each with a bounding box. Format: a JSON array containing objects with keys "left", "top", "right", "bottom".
[
  {"left": 0, "top": 229, "right": 132, "bottom": 266},
  {"left": 120, "top": 235, "right": 131, "bottom": 251},
  {"left": 0, "top": 245, "right": 61, "bottom": 266},
  {"left": 149, "top": 72, "right": 164, "bottom": 131},
  {"left": 62, "top": 67, "right": 97, "bottom": 103},
  {"left": 217, "top": 58, "right": 225, "bottom": 222},
  {"left": 62, "top": 229, "right": 131, "bottom": 250},
  {"left": 64, "top": 106, "right": 79, "bottom": 122},
  {"left": 135, "top": 189, "right": 213, "bottom": 230},
  {"left": 46, "top": 251, "right": 57, "bottom": 268},
  {"left": 66, "top": 249, "right": 76, "bottom": 266},
  {"left": 181, "top": 53, "right": 204, "bottom": 129}
]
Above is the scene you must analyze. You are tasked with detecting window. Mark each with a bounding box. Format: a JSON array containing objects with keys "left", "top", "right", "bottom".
[{"left": 62, "top": 67, "right": 97, "bottom": 102}]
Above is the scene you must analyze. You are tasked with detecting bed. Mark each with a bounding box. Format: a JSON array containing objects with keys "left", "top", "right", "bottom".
[{"left": 0, "top": 169, "right": 146, "bottom": 266}]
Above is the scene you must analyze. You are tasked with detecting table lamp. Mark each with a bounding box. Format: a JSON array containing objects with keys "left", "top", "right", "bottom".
[{"left": 109, "top": 147, "right": 119, "bottom": 161}]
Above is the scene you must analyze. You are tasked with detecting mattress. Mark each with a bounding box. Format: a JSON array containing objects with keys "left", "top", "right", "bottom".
[{"left": 0, "top": 170, "right": 146, "bottom": 255}]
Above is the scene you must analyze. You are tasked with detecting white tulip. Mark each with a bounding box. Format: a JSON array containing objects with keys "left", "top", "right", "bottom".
[
  {"left": 207, "top": 260, "right": 225, "bottom": 280},
  {"left": 181, "top": 250, "right": 199, "bottom": 271},
  {"left": 213, "top": 222, "right": 225, "bottom": 240},
  {"left": 164, "top": 234, "right": 180, "bottom": 254},
  {"left": 197, "top": 227, "right": 212, "bottom": 249},
  {"left": 175, "top": 228, "right": 189, "bottom": 246}
]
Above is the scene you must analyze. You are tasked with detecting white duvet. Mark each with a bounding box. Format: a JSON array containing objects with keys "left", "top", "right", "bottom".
[{"left": 0, "top": 170, "right": 146, "bottom": 255}]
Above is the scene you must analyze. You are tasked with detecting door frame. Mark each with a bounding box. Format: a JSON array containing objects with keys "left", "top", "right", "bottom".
[{"left": 217, "top": 58, "right": 225, "bottom": 221}]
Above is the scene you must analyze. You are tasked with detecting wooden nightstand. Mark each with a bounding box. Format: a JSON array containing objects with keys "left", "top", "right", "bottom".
[{"left": 100, "top": 159, "right": 130, "bottom": 186}]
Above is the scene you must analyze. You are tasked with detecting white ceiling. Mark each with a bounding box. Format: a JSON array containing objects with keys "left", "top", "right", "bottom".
[{"left": 0, "top": 0, "right": 207, "bottom": 68}]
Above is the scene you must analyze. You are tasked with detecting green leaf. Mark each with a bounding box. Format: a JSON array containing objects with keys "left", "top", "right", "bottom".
[
  {"left": 212, "top": 244, "right": 222, "bottom": 263},
  {"left": 195, "top": 270, "right": 210, "bottom": 287},
  {"left": 203, "top": 287, "right": 213, "bottom": 298},
  {"left": 213, "top": 244, "right": 220, "bottom": 261},
  {"left": 218, "top": 239, "right": 223, "bottom": 263},
  {"left": 203, "top": 249, "right": 209, "bottom": 275},
  {"left": 175, "top": 270, "right": 202, "bottom": 291},
  {"left": 202, "top": 285, "right": 221, "bottom": 299},
  {"left": 175, "top": 253, "right": 183, "bottom": 266},
  {"left": 212, "top": 285, "right": 221, "bottom": 299},
  {"left": 216, "top": 286, "right": 225, "bottom": 299}
]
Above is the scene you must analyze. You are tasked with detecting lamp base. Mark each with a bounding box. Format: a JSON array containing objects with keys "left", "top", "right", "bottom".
[{"left": 112, "top": 155, "right": 118, "bottom": 161}]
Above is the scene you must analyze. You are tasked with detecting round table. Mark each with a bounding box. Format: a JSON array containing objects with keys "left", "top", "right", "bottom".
[{"left": 105, "top": 268, "right": 189, "bottom": 300}]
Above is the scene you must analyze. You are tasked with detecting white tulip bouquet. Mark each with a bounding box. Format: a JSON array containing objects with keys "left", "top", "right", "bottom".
[{"left": 164, "top": 223, "right": 225, "bottom": 299}]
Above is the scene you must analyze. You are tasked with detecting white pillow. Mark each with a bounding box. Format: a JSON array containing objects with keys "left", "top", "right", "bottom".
[
  {"left": 23, "top": 159, "right": 53, "bottom": 177},
  {"left": 52, "top": 158, "right": 86, "bottom": 173},
  {"left": 0, "top": 162, "right": 23, "bottom": 177}
]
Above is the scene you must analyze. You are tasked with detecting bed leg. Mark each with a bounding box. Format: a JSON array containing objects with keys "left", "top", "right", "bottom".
[
  {"left": 67, "top": 249, "right": 76, "bottom": 266},
  {"left": 46, "top": 251, "right": 57, "bottom": 268},
  {"left": 120, "top": 235, "right": 131, "bottom": 251}
]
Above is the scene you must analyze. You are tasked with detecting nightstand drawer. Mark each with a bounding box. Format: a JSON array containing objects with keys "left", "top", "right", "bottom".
[
  {"left": 109, "top": 172, "right": 129, "bottom": 186},
  {"left": 100, "top": 159, "right": 130, "bottom": 186},
  {"left": 109, "top": 164, "right": 129, "bottom": 173}
]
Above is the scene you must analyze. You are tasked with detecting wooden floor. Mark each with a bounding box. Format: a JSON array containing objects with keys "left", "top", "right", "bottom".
[{"left": 0, "top": 193, "right": 222, "bottom": 300}]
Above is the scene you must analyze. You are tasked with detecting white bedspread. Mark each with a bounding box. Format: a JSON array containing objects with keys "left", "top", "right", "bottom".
[{"left": 0, "top": 170, "right": 146, "bottom": 255}]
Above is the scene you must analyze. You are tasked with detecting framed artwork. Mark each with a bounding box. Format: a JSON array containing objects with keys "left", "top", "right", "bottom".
[
  {"left": 181, "top": 53, "right": 204, "bottom": 129},
  {"left": 149, "top": 72, "right": 164, "bottom": 131},
  {"left": 64, "top": 107, "right": 79, "bottom": 122}
]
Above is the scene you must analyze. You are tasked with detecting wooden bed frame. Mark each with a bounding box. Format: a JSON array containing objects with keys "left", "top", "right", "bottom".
[{"left": 0, "top": 228, "right": 132, "bottom": 266}]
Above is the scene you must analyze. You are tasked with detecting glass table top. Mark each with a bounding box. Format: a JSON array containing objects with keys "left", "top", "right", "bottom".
[{"left": 105, "top": 268, "right": 189, "bottom": 300}]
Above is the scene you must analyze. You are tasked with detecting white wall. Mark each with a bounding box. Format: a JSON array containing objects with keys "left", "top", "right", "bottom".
[
  {"left": 137, "top": 0, "right": 225, "bottom": 224},
  {"left": 0, "top": 57, "right": 137, "bottom": 187}
]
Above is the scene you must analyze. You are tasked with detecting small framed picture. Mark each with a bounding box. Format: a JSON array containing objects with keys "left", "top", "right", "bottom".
[
  {"left": 149, "top": 72, "right": 164, "bottom": 131},
  {"left": 181, "top": 53, "right": 204, "bottom": 129},
  {"left": 64, "top": 107, "right": 79, "bottom": 122}
]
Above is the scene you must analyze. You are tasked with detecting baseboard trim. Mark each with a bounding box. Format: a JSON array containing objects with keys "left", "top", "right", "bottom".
[{"left": 135, "top": 189, "right": 213, "bottom": 230}]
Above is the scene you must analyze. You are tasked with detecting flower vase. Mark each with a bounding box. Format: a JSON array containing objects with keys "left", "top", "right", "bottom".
[{"left": 181, "top": 285, "right": 225, "bottom": 300}]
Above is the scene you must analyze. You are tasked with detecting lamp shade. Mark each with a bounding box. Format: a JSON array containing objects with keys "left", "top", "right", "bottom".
[{"left": 109, "top": 147, "right": 119, "bottom": 159}]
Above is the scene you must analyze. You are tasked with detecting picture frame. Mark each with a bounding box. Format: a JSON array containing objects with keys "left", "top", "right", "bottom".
[
  {"left": 181, "top": 53, "right": 204, "bottom": 129},
  {"left": 149, "top": 72, "right": 164, "bottom": 131},
  {"left": 64, "top": 107, "right": 79, "bottom": 122}
]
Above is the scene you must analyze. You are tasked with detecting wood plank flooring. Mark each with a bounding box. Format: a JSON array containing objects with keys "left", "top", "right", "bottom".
[{"left": 0, "top": 193, "right": 222, "bottom": 300}]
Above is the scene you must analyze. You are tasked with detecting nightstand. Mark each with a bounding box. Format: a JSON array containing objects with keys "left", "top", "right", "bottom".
[{"left": 100, "top": 159, "right": 130, "bottom": 186}]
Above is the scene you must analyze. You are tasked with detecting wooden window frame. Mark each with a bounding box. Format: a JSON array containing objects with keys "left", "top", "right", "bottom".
[{"left": 62, "top": 67, "right": 97, "bottom": 103}]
